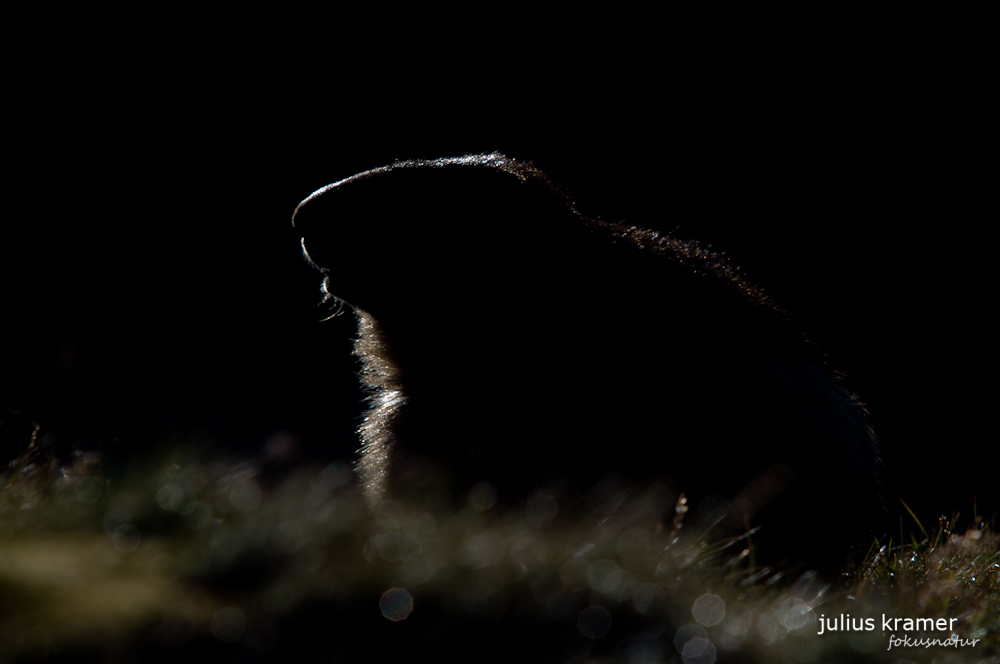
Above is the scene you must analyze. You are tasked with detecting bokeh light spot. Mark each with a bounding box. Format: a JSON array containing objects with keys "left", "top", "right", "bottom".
[
  {"left": 675, "top": 623, "right": 709, "bottom": 657},
  {"left": 380, "top": 588, "right": 413, "bottom": 621},
  {"left": 778, "top": 598, "right": 814, "bottom": 631},
  {"left": 682, "top": 636, "right": 716, "bottom": 664},
  {"left": 587, "top": 559, "right": 623, "bottom": 595},
  {"left": 577, "top": 605, "right": 612, "bottom": 639},
  {"left": 692, "top": 594, "right": 725, "bottom": 626}
]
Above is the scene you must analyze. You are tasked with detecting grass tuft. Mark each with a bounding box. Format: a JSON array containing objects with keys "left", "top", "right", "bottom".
[{"left": 2, "top": 437, "right": 997, "bottom": 662}]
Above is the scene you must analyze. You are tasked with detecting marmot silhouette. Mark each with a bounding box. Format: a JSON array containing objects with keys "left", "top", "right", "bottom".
[{"left": 292, "top": 153, "right": 881, "bottom": 570}]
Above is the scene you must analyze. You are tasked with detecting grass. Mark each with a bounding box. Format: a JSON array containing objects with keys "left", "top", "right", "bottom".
[{"left": 1, "top": 431, "right": 997, "bottom": 663}]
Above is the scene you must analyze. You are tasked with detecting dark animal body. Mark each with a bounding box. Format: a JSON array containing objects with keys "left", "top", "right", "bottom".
[{"left": 292, "top": 153, "right": 881, "bottom": 571}]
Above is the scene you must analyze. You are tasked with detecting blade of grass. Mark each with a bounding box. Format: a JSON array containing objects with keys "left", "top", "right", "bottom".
[{"left": 899, "top": 498, "right": 928, "bottom": 542}]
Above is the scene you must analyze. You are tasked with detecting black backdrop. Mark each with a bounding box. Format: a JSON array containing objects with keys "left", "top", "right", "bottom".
[{"left": 3, "top": 49, "right": 994, "bottom": 533}]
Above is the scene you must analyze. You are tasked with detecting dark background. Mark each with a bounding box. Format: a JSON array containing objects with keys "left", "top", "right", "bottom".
[{"left": 2, "top": 44, "right": 993, "bottom": 536}]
